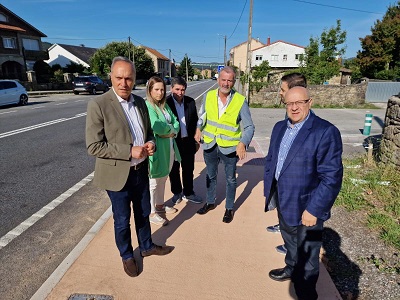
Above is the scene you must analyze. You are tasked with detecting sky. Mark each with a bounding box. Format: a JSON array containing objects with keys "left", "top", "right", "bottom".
[{"left": 2, "top": 0, "right": 397, "bottom": 64}]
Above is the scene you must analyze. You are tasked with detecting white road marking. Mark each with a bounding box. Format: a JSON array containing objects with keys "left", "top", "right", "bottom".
[
  {"left": 0, "top": 110, "right": 17, "bottom": 115},
  {"left": 0, "top": 113, "right": 87, "bottom": 139},
  {"left": 0, "top": 173, "right": 94, "bottom": 250}
]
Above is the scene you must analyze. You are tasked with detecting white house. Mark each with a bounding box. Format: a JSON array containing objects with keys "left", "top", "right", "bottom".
[
  {"left": 45, "top": 43, "right": 97, "bottom": 68},
  {"left": 252, "top": 39, "right": 305, "bottom": 69},
  {"left": 229, "top": 38, "right": 266, "bottom": 72}
]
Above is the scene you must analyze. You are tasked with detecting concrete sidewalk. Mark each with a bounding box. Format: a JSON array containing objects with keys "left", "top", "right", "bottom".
[{"left": 32, "top": 144, "right": 342, "bottom": 300}]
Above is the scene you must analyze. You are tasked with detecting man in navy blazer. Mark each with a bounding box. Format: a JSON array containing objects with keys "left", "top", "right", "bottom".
[
  {"left": 264, "top": 86, "right": 343, "bottom": 299},
  {"left": 166, "top": 77, "right": 202, "bottom": 204}
]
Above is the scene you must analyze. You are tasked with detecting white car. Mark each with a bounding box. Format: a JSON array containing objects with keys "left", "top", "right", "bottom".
[{"left": 0, "top": 80, "right": 28, "bottom": 107}]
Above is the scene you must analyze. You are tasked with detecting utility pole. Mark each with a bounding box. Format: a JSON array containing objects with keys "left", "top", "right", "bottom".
[
  {"left": 185, "top": 53, "right": 188, "bottom": 82},
  {"left": 245, "top": 0, "right": 253, "bottom": 103},
  {"left": 224, "top": 35, "right": 227, "bottom": 66},
  {"left": 169, "top": 49, "right": 172, "bottom": 77},
  {"left": 128, "top": 36, "right": 131, "bottom": 61}
]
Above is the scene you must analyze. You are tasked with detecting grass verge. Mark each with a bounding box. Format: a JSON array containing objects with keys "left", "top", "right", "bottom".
[{"left": 337, "top": 156, "right": 400, "bottom": 252}]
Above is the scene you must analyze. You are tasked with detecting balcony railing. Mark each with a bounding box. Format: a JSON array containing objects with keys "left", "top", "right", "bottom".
[{"left": 24, "top": 49, "right": 49, "bottom": 61}]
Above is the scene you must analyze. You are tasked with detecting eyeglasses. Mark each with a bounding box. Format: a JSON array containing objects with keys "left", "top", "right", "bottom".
[{"left": 281, "top": 99, "right": 310, "bottom": 107}]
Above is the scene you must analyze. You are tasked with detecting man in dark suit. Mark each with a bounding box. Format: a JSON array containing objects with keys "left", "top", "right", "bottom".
[
  {"left": 86, "top": 56, "right": 173, "bottom": 278},
  {"left": 264, "top": 86, "right": 343, "bottom": 299},
  {"left": 166, "top": 77, "right": 202, "bottom": 204}
]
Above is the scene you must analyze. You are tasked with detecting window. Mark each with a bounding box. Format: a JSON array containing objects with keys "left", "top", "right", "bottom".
[
  {"left": 255, "top": 55, "right": 263, "bottom": 61},
  {"left": 3, "top": 37, "right": 17, "bottom": 49},
  {"left": 283, "top": 54, "right": 287, "bottom": 61},
  {"left": 0, "top": 13, "right": 7, "bottom": 22},
  {"left": 271, "top": 54, "right": 278, "bottom": 61},
  {"left": 295, "top": 54, "right": 303, "bottom": 60},
  {"left": 22, "top": 38, "right": 40, "bottom": 51}
]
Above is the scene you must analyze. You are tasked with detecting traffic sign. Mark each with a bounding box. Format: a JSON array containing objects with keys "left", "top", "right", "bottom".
[{"left": 217, "top": 65, "right": 224, "bottom": 73}]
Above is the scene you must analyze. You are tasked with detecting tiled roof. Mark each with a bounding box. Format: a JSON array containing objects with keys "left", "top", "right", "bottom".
[
  {"left": 142, "top": 46, "right": 169, "bottom": 60},
  {"left": 0, "top": 23, "right": 25, "bottom": 32},
  {"left": 58, "top": 43, "right": 98, "bottom": 64}
]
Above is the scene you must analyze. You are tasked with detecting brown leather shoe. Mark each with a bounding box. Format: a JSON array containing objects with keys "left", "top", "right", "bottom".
[
  {"left": 141, "top": 244, "right": 174, "bottom": 257},
  {"left": 122, "top": 257, "right": 138, "bottom": 277}
]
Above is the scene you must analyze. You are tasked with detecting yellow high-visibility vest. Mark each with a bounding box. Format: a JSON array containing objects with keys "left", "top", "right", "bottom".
[{"left": 203, "top": 89, "right": 245, "bottom": 147}]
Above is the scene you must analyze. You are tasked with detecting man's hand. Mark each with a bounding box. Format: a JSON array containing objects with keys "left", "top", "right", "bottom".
[
  {"left": 143, "top": 142, "right": 155, "bottom": 156},
  {"left": 194, "top": 128, "right": 202, "bottom": 144},
  {"left": 131, "top": 146, "right": 148, "bottom": 159},
  {"left": 236, "top": 142, "right": 246, "bottom": 160},
  {"left": 301, "top": 210, "right": 317, "bottom": 227}
]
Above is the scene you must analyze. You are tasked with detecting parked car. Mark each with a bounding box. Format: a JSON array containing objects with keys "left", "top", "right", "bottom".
[
  {"left": 72, "top": 76, "right": 109, "bottom": 95},
  {"left": 164, "top": 76, "right": 171, "bottom": 85},
  {"left": 0, "top": 79, "right": 28, "bottom": 107}
]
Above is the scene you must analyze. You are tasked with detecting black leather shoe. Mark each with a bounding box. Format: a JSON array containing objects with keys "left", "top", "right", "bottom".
[
  {"left": 122, "top": 257, "right": 139, "bottom": 277},
  {"left": 141, "top": 244, "right": 174, "bottom": 257},
  {"left": 197, "top": 203, "right": 215, "bottom": 215},
  {"left": 269, "top": 268, "right": 292, "bottom": 281},
  {"left": 222, "top": 209, "right": 234, "bottom": 223}
]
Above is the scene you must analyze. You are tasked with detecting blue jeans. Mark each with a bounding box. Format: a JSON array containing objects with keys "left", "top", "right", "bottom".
[
  {"left": 107, "top": 165, "right": 153, "bottom": 260},
  {"left": 203, "top": 145, "right": 238, "bottom": 210}
]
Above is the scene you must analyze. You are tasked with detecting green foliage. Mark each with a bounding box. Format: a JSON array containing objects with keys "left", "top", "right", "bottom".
[
  {"left": 357, "top": 2, "right": 400, "bottom": 78},
  {"left": 50, "top": 69, "right": 64, "bottom": 83},
  {"left": 375, "top": 68, "right": 400, "bottom": 80},
  {"left": 134, "top": 47, "right": 155, "bottom": 80},
  {"left": 250, "top": 60, "right": 271, "bottom": 92},
  {"left": 344, "top": 58, "right": 362, "bottom": 82},
  {"left": 64, "top": 61, "right": 87, "bottom": 74},
  {"left": 337, "top": 157, "right": 400, "bottom": 250},
  {"left": 177, "top": 55, "right": 195, "bottom": 78},
  {"left": 300, "top": 20, "right": 346, "bottom": 84},
  {"left": 90, "top": 41, "right": 131, "bottom": 75},
  {"left": 33, "top": 60, "right": 52, "bottom": 84},
  {"left": 89, "top": 42, "right": 154, "bottom": 79}
]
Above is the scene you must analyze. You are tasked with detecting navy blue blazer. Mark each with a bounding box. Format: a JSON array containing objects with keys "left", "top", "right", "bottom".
[
  {"left": 166, "top": 94, "right": 198, "bottom": 153},
  {"left": 264, "top": 112, "right": 343, "bottom": 226}
]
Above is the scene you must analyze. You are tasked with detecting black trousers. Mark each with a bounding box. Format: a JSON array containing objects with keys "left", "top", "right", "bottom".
[
  {"left": 277, "top": 204, "right": 323, "bottom": 300},
  {"left": 169, "top": 137, "right": 196, "bottom": 196}
]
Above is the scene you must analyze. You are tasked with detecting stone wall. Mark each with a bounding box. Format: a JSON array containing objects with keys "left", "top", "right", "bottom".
[
  {"left": 250, "top": 83, "right": 367, "bottom": 107},
  {"left": 379, "top": 96, "right": 400, "bottom": 167}
]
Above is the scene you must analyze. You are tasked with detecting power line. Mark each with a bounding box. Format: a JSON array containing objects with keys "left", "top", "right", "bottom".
[
  {"left": 228, "top": 0, "right": 248, "bottom": 40},
  {"left": 291, "top": 0, "right": 384, "bottom": 15}
]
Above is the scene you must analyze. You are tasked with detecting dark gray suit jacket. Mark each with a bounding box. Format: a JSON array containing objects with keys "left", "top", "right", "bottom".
[{"left": 86, "top": 89, "right": 154, "bottom": 191}]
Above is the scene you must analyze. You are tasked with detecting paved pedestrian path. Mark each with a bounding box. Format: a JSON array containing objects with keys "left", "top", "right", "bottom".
[{"left": 32, "top": 141, "right": 341, "bottom": 300}]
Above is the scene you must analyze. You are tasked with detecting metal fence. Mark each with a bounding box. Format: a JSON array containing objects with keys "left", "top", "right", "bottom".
[{"left": 365, "top": 82, "right": 400, "bottom": 102}]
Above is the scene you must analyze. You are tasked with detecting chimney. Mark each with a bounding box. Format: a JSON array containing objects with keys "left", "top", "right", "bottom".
[{"left": 267, "top": 37, "right": 271, "bottom": 46}]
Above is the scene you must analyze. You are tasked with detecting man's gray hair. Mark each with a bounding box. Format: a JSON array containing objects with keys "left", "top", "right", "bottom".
[
  {"left": 219, "top": 66, "right": 236, "bottom": 80},
  {"left": 111, "top": 56, "right": 136, "bottom": 73}
]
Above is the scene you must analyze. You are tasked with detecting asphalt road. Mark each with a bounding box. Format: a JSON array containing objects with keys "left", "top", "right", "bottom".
[
  {"left": 0, "top": 79, "right": 387, "bottom": 299},
  {"left": 0, "top": 80, "right": 218, "bottom": 300}
]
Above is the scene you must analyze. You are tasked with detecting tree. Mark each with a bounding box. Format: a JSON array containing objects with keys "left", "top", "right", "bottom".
[
  {"left": 133, "top": 47, "right": 155, "bottom": 80},
  {"left": 300, "top": 20, "right": 347, "bottom": 84},
  {"left": 343, "top": 58, "right": 362, "bottom": 82},
  {"left": 357, "top": 1, "right": 400, "bottom": 78},
  {"left": 250, "top": 60, "right": 271, "bottom": 92},
  {"left": 64, "top": 61, "right": 87, "bottom": 74},
  {"left": 33, "top": 60, "right": 52, "bottom": 84},
  {"left": 89, "top": 42, "right": 154, "bottom": 79},
  {"left": 177, "top": 55, "right": 194, "bottom": 78}
]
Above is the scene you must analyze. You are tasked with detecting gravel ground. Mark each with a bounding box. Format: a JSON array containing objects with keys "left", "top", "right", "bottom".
[{"left": 322, "top": 206, "right": 400, "bottom": 300}]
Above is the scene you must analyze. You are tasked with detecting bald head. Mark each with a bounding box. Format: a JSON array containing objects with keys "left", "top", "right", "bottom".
[{"left": 284, "top": 86, "right": 312, "bottom": 125}]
